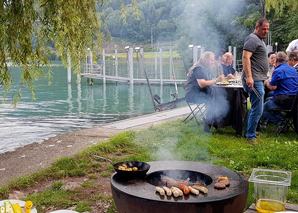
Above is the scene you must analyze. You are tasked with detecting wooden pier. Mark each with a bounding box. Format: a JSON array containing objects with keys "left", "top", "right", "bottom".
[{"left": 80, "top": 73, "right": 186, "bottom": 85}]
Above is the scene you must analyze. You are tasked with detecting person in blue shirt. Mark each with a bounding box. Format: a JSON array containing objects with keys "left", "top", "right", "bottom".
[
  {"left": 221, "top": 52, "right": 236, "bottom": 78},
  {"left": 260, "top": 51, "right": 298, "bottom": 132}
]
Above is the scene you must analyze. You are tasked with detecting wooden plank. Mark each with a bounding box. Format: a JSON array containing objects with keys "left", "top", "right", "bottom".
[{"left": 245, "top": 203, "right": 298, "bottom": 212}]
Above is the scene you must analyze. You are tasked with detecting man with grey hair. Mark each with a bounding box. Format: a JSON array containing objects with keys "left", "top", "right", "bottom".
[
  {"left": 286, "top": 38, "right": 298, "bottom": 53},
  {"left": 287, "top": 51, "right": 298, "bottom": 73},
  {"left": 260, "top": 51, "right": 298, "bottom": 134},
  {"left": 242, "top": 18, "right": 270, "bottom": 145}
]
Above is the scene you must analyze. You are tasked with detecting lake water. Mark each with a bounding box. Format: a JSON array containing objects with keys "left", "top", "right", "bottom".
[{"left": 0, "top": 61, "right": 187, "bottom": 154}]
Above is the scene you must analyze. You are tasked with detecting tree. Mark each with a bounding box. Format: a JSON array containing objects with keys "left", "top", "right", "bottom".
[
  {"left": 0, "top": 0, "right": 137, "bottom": 104},
  {"left": 266, "top": 0, "right": 298, "bottom": 44}
]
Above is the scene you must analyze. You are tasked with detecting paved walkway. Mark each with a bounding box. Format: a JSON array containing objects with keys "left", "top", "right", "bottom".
[{"left": 0, "top": 106, "right": 190, "bottom": 186}]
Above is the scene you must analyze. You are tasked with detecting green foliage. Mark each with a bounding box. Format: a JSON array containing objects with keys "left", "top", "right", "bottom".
[
  {"left": 0, "top": 0, "right": 139, "bottom": 104},
  {"left": 266, "top": 0, "right": 298, "bottom": 14},
  {"left": 51, "top": 181, "right": 63, "bottom": 191},
  {"left": 75, "top": 202, "right": 92, "bottom": 212},
  {"left": 27, "top": 189, "right": 77, "bottom": 211}
]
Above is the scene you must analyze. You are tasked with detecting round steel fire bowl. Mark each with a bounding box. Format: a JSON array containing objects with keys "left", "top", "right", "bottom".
[{"left": 111, "top": 161, "right": 248, "bottom": 213}]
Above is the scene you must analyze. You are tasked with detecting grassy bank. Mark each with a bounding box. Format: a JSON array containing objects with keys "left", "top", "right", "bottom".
[{"left": 0, "top": 119, "right": 297, "bottom": 212}]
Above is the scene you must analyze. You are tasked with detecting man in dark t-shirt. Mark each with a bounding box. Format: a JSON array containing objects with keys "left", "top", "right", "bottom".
[{"left": 242, "top": 18, "right": 270, "bottom": 145}]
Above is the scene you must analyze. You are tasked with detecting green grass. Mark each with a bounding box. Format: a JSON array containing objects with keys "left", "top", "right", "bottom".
[{"left": 0, "top": 119, "right": 298, "bottom": 212}]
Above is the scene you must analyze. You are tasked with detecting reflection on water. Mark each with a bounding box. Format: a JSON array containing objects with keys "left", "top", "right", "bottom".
[{"left": 0, "top": 64, "right": 186, "bottom": 154}]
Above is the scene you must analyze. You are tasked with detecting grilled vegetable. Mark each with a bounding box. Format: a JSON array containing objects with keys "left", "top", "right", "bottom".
[
  {"left": 25, "top": 201, "right": 33, "bottom": 213},
  {"left": 11, "top": 203, "right": 22, "bottom": 213},
  {"left": 4, "top": 201, "right": 14, "bottom": 213}
]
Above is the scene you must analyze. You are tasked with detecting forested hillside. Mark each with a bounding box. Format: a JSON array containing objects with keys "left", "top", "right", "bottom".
[{"left": 102, "top": 0, "right": 297, "bottom": 53}]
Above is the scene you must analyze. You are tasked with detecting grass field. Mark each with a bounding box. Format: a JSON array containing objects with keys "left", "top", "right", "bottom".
[{"left": 0, "top": 116, "right": 297, "bottom": 212}]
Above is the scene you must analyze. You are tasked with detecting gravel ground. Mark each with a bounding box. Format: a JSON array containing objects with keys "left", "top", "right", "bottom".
[{"left": 0, "top": 109, "right": 187, "bottom": 187}]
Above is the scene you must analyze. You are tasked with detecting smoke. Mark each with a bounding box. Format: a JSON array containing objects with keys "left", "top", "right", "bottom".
[{"left": 176, "top": 0, "right": 247, "bottom": 51}]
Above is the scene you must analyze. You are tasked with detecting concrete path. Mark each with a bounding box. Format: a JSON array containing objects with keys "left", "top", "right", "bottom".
[{"left": 0, "top": 106, "right": 190, "bottom": 186}]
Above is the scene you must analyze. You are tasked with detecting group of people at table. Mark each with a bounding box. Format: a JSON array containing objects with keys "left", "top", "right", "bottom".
[{"left": 185, "top": 17, "right": 298, "bottom": 145}]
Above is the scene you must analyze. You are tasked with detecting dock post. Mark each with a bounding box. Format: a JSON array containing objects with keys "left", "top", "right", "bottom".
[
  {"left": 159, "top": 48, "right": 163, "bottom": 85},
  {"left": 139, "top": 48, "right": 144, "bottom": 78},
  {"left": 228, "top": 46, "right": 232, "bottom": 53},
  {"left": 155, "top": 52, "right": 158, "bottom": 79},
  {"left": 115, "top": 49, "right": 118, "bottom": 77},
  {"left": 170, "top": 48, "right": 172, "bottom": 79},
  {"left": 103, "top": 49, "right": 106, "bottom": 84},
  {"left": 192, "top": 46, "right": 198, "bottom": 64},
  {"left": 129, "top": 47, "right": 134, "bottom": 85},
  {"left": 67, "top": 51, "right": 71, "bottom": 83},
  {"left": 233, "top": 46, "right": 237, "bottom": 70},
  {"left": 200, "top": 47, "right": 205, "bottom": 58}
]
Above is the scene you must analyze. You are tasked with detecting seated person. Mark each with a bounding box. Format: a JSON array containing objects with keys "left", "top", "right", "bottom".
[
  {"left": 185, "top": 51, "right": 228, "bottom": 133},
  {"left": 286, "top": 38, "right": 298, "bottom": 53},
  {"left": 287, "top": 51, "right": 298, "bottom": 73},
  {"left": 221, "top": 52, "right": 236, "bottom": 79},
  {"left": 210, "top": 49, "right": 226, "bottom": 78},
  {"left": 264, "top": 51, "right": 276, "bottom": 101},
  {"left": 260, "top": 51, "right": 298, "bottom": 131},
  {"left": 267, "top": 51, "right": 276, "bottom": 77}
]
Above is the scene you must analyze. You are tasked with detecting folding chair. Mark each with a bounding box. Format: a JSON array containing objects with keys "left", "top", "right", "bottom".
[
  {"left": 271, "top": 92, "right": 298, "bottom": 134},
  {"left": 183, "top": 101, "right": 206, "bottom": 126}
]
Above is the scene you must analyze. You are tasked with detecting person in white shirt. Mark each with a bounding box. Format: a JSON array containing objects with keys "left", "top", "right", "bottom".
[{"left": 286, "top": 39, "right": 298, "bottom": 53}]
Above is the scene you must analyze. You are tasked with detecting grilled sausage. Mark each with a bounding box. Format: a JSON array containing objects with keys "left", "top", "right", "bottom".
[
  {"left": 188, "top": 186, "right": 200, "bottom": 195},
  {"left": 162, "top": 186, "right": 172, "bottom": 196},
  {"left": 218, "top": 176, "right": 229, "bottom": 181},
  {"left": 178, "top": 184, "right": 190, "bottom": 195},
  {"left": 156, "top": 187, "right": 165, "bottom": 196},
  {"left": 192, "top": 185, "right": 208, "bottom": 194},
  {"left": 169, "top": 187, "right": 180, "bottom": 197},
  {"left": 170, "top": 187, "right": 183, "bottom": 196}
]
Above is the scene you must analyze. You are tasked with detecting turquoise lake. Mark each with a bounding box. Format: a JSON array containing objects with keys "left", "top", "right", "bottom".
[{"left": 0, "top": 61, "right": 187, "bottom": 153}]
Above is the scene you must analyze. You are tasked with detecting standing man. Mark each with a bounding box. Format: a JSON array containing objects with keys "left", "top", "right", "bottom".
[{"left": 242, "top": 18, "right": 270, "bottom": 145}]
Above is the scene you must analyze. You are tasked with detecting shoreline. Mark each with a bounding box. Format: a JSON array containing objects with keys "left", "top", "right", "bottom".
[{"left": 0, "top": 107, "right": 189, "bottom": 186}]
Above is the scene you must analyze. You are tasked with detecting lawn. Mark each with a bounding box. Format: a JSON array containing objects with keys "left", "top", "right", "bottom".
[{"left": 0, "top": 117, "right": 297, "bottom": 212}]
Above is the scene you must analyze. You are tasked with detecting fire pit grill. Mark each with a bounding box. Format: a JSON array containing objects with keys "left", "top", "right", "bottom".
[{"left": 111, "top": 161, "right": 248, "bottom": 213}]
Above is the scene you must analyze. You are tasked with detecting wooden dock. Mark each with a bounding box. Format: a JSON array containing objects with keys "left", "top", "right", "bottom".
[{"left": 81, "top": 73, "right": 186, "bottom": 85}]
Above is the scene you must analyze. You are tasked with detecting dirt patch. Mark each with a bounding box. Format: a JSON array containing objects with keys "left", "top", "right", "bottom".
[{"left": 9, "top": 163, "right": 114, "bottom": 213}]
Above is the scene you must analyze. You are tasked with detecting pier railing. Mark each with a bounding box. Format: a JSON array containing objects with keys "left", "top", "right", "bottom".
[{"left": 84, "top": 64, "right": 102, "bottom": 75}]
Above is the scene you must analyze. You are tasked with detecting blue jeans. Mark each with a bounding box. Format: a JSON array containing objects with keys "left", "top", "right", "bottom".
[
  {"left": 261, "top": 99, "right": 290, "bottom": 125},
  {"left": 243, "top": 81, "right": 264, "bottom": 139}
]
